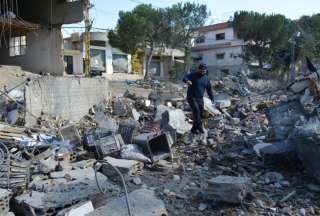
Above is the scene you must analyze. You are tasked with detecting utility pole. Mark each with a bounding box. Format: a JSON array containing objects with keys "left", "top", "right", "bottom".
[{"left": 84, "top": 0, "right": 92, "bottom": 76}]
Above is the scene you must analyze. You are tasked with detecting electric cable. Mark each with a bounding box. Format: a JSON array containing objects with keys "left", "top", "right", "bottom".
[{"left": 94, "top": 159, "right": 132, "bottom": 216}]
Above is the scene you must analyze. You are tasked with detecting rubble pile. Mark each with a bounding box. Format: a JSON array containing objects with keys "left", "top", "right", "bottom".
[{"left": 0, "top": 71, "right": 320, "bottom": 215}]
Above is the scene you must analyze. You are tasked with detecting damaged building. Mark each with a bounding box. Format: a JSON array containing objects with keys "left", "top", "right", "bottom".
[
  {"left": 0, "top": 0, "right": 86, "bottom": 75},
  {"left": 63, "top": 31, "right": 132, "bottom": 76},
  {"left": 192, "top": 22, "right": 246, "bottom": 79}
]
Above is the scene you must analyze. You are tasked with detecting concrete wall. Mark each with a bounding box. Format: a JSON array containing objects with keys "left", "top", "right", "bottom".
[
  {"left": 25, "top": 76, "right": 109, "bottom": 126},
  {"left": 200, "top": 27, "right": 235, "bottom": 46},
  {"left": 197, "top": 46, "right": 243, "bottom": 67},
  {"left": 0, "top": 28, "right": 64, "bottom": 76},
  {"left": 192, "top": 26, "right": 245, "bottom": 77}
]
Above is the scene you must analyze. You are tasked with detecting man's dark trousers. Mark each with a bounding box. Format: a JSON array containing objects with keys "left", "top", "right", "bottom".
[{"left": 187, "top": 97, "right": 204, "bottom": 134}]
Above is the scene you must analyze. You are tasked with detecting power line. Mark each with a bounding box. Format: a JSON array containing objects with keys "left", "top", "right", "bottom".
[{"left": 62, "top": 26, "right": 110, "bottom": 31}]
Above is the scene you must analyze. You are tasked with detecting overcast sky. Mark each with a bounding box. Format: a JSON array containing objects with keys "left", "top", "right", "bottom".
[{"left": 62, "top": 0, "right": 320, "bottom": 36}]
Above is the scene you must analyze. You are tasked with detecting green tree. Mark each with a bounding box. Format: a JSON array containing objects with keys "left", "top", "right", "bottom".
[
  {"left": 296, "top": 14, "right": 320, "bottom": 60},
  {"left": 234, "top": 11, "right": 294, "bottom": 69},
  {"left": 109, "top": 4, "right": 170, "bottom": 78},
  {"left": 166, "top": 2, "right": 209, "bottom": 72}
]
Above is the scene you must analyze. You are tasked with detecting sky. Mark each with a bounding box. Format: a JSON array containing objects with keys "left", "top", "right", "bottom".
[{"left": 62, "top": 0, "right": 320, "bottom": 36}]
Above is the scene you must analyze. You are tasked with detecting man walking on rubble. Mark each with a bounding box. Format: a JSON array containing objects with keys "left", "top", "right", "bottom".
[{"left": 183, "top": 63, "right": 214, "bottom": 135}]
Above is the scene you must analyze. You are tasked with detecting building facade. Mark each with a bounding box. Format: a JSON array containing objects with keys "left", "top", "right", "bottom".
[
  {"left": 0, "top": 0, "right": 86, "bottom": 76},
  {"left": 63, "top": 31, "right": 131, "bottom": 76},
  {"left": 192, "top": 22, "right": 245, "bottom": 79},
  {"left": 146, "top": 47, "right": 185, "bottom": 80}
]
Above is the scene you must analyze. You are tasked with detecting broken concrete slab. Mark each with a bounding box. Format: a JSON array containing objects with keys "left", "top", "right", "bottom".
[
  {"left": 132, "top": 176, "right": 142, "bottom": 185},
  {"left": 259, "top": 140, "right": 299, "bottom": 167},
  {"left": 290, "top": 116, "right": 320, "bottom": 182},
  {"left": 161, "top": 109, "right": 191, "bottom": 134},
  {"left": 101, "top": 156, "right": 144, "bottom": 177},
  {"left": 263, "top": 172, "right": 284, "bottom": 184},
  {"left": 0, "top": 188, "right": 12, "bottom": 215},
  {"left": 95, "top": 111, "right": 118, "bottom": 132},
  {"left": 266, "top": 99, "right": 305, "bottom": 140},
  {"left": 58, "top": 124, "right": 81, "bottom": 145},
  {"left": 131, "top": 108, "right": 141, "bottom": 121},
  {"left": 87, "top": 189, "right": 168, "bottom": 216},
  {"left": 204, "top": 97, "right": 221, "bottom": 116},
  {"left": 253, "top": 142, "right": 273, "bottom": 157},
  {"left": 56, "top": 201, "right": 94, "bottom": 216},
  {"left": 206, "top": 175, "right": 251, "bottom": 204},
  {"left": 155, "top": 105, "right": 173, "bottom": 122},
  {"left": 15, "top": 168, "right": 120, "bottom": 215},
  {"left": 214, "top": 93, "right": 232, "bottom": 109}
]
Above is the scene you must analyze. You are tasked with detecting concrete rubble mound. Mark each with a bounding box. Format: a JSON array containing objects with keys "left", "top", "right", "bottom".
[{"left": 0, "top": 68, "right": 320, "bottom": 216}]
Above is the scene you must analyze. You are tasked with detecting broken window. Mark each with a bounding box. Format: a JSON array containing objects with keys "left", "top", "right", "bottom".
[
  {"left": 90, "top": 41, "right": 106, "bottom": 47},
  {"left": 9, "top": 36, "right": 26, "bottom": 57},
  {"left": 195, "top": 35, "right": 205, "bottom": 44},
  {"left": 216, "top": 53, "right": 225, "bottom": 60},
  {"left": 216, "top": 33, "right": 225, "bottom": 40}
]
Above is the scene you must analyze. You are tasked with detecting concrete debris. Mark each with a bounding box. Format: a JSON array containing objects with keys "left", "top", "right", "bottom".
[
  {"left": 214, "top": 93, "right": 232, "bottom": 108},
  {"left": 95, "top": 111, "right": 118, "bottom": 132},
  {"left": 259, "top": 140, "right": 298, "bottom": 167},
  {"left": 131, "top": 108, "right": 141, "bottom": 121},
  {"left": 290, "top": 116, "right": 320, "bottom": 181},
  {"left": 58, "top": 124, "right": 81, "bottom": 145},
  {"left": 0, "top": 188, "right": 12, "bottom": 215},
  {"left": 87, "top": 189, "right": 168, "bottom": 216},
  {"left": 266, "top": 99, "right": 305, "bottom": 140},
  {"left": 15, "top": 168, "right": 120, "bottom": 215},
  {"left": 253, "top": 142, "right": 272, "bottom": 157},
  {"left": 132, "top": 176, "right": 142, "bottom": 185},
  {"left": 198, "top": 203, "right": 208, "bottom": 211},
  {"left": 1, "top": 69, "right": 320, "bottom": 216},
  {"left": 263, "top": 172, "right": 284, "bottom": 184},
  {"left": 206, "top": 175, "right": 251, "bottom": 203},
  {"left": 102, "top": 156, "right": 143, "bottom": 177},
  {"left": 56, "top": 201, "right": 94, "bottom": 216},
  {"left": 203, "top": 97, "right": 221, "bottom": 115},
  {"left": 161, "top": 109, "right": 192, "bottom": 134}
]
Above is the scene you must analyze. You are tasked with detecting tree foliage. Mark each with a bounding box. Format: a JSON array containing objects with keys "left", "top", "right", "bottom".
[
  {"left": 234, "top": 11, "right": 294, "bottom": 69},
  {"left": 234, "top": 11, "right": 320, "bottom": 72},
  {"left": 296, "top": 14, "right": 320, "bottom": 60},
  {"left": 167, "top": 2, "right": 209, "bottom": 71},
  {"left": 109, "top": 2, "right": 209, "bottom": 77},
  {"left": 108, "top": 4, "right": 171, "bottom": 77}
]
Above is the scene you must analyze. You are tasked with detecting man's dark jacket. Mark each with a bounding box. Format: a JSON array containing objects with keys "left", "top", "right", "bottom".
[{"left": 183, "top": 73, "right": 214, "bottom": 101}]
